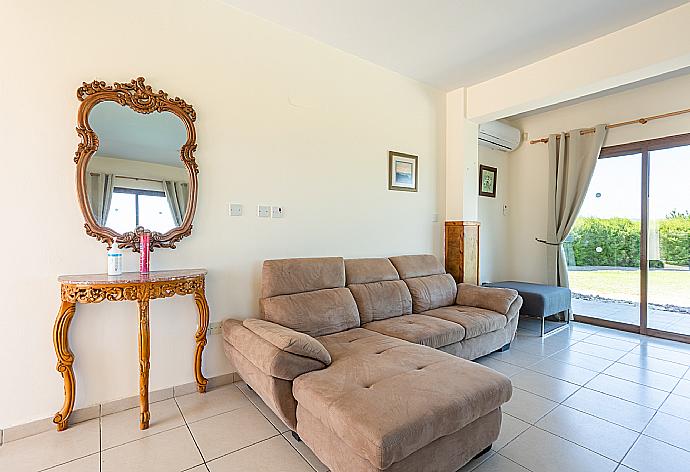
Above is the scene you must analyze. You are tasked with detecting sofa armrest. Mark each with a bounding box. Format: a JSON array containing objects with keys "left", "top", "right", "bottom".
[
  {"left": 456, "top": 283, "right": 519, "bottom": 316},
  {"left": 505, "top": 295, "right": 523, "bottom": 322},
  {"left": 222, "top": 319, "right": 329, "bottom": 381},
  {"left": 242, "top": 319, "right": 331, "bottom": 365}
]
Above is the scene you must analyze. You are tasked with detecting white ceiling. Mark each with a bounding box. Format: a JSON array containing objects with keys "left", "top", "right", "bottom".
[
  {"left": 89, "top": 101, "right": 186, "bottom": 167},
  {"left": 221, "top": 0, "right": 688, "bottom": 90}
]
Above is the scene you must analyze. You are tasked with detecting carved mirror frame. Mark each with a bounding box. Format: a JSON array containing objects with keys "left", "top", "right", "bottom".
[{"left": 74, "top": 77, "right": 198, "bottom": 251}]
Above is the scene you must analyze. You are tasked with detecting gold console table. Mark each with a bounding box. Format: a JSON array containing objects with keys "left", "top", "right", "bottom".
[{"left": 53, "top": 269, "right": 209, "bottom": 431}]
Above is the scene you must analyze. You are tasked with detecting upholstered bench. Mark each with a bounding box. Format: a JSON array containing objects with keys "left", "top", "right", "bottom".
[{"left": 483, "top": 281, "right": 571, "bottom": 337}]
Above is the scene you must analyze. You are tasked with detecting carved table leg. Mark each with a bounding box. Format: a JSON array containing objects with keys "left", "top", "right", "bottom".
[
  {"left": 138, "top": 298, "right": 151, "bottom": 430},
  {"left": 53, "top": 300, "right": 77, "bottom": 432},
  {"left": 193, "top": 285, "right": 210, "bottom": 393}
]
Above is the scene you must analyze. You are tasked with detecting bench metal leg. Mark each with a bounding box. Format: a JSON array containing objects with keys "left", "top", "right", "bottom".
[
  {"left": 541, "top": 315, "right": 545, "bottom": 337},
  {"left": 540, "top": 311, "right": 571, "bottom": 338}
]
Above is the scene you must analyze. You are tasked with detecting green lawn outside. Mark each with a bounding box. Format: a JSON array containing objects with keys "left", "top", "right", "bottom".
[{"left": 569, "top": 269, "right": 690, "bottom": 308}]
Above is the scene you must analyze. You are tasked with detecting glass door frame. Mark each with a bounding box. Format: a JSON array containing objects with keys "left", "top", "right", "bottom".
[{"left": 574, "top": 132, "right": 690, "bottom": 344}]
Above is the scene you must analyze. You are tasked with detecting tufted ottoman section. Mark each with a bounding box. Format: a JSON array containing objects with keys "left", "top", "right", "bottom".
[{"left": 293, "top": 331, "right": 512, "bottom": 471}]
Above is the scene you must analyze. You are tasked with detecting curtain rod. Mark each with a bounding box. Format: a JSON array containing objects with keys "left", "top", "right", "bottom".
[
  {"left": 89, "top": 172, "right": 162, "bottom": 184},
  {"left": 529, "top": 107, "right": 690, "bottom": 144}
]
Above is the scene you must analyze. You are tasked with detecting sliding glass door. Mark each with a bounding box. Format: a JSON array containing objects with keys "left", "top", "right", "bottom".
[
  {"left": 567, "top": 153, "right": 642, "bottom": 328},
  {"left": 647, "top": 145, "right": 690, "bottom": 336},
  {"left": 567, "top": 133, "right": 690, "bottom": 343}
]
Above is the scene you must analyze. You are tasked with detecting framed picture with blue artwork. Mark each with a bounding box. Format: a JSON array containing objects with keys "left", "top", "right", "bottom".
[{"left": 388, "top": 151, "right": 418, "bottom": 192}]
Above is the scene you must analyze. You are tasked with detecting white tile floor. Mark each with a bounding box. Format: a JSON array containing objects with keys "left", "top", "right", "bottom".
[{"left": 2, "top": 321, "right": 690, "bottom": 472}]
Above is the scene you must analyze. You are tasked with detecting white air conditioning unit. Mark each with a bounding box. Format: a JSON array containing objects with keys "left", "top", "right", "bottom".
[{"left": 478, "top": 121, "right": 521, "bottom": 152}]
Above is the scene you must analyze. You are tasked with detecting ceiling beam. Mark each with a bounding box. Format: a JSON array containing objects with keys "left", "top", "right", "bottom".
[{"left": 464, "top": 2, "right": 690, "bottom": 123}]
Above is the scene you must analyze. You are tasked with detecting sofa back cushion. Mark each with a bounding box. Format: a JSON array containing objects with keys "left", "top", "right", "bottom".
[
  {"left": 404, "top": 274, "right": 457, "bottom": 312},
  {"left": 260, "top": 258, "right": 361, "bottom": 337},
  {"left": 346, "top": 258, "right": 412, "bottom": 323},
  {"left": 262, "top": 257, "right": 346, "bottom": 298},
  {"left": 389, "top": 254, "right": 445, "bottom": 279},
  {"left": 390, "top": 255, "right": 457, "bottom": 312}
]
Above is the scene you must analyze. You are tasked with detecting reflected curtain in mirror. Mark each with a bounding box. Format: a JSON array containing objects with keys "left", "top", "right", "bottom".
[
  {"left": 87, "top": 173, "right": 115, "bottom": 225},
  {"left": 164, "top": 180, "right": 189, "bottom": 226}
]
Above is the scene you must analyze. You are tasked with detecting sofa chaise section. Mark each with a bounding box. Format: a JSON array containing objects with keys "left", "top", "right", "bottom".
[
  {"left": 295, "top": 331, "right": 511, "bottom": 471},
  {"left": 223, "top": 257, "right": 355, "bottom": 429}
]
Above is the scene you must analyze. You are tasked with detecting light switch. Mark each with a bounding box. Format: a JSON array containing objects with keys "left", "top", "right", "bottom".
[
  {"left": 257, "top": 205, "right": 270, "bottom": 218},
  {"left": 503, "top": 203, "right": 509, "bottom": 216},
  {"left": 271, "top": 206, "right": 285, "bottom": 218},
  {"left": 229, "top": 203, "right": 243, "bottom": 216}
]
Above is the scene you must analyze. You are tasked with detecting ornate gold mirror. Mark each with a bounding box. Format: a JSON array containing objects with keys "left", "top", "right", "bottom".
[{"left": 74, "top": 77, "right": 198, "bottom": 251}]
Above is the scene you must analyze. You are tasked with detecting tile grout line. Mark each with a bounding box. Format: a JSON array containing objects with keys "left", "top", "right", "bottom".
[
  {"left": 200, "top": 433, "right": 282, "bottom": 466},
  {"left": 174, "top": 386, "right": 283, "bottom": 469},
  {"left": 236, "top": 383, "right": 320, "bottom": 471},
  {"left": 494, "top": 451, "right": 534, "bottom": 472},
  {"left": 528, "top": 420, "right": 635, "bottom": 465},
  {"left": 99, "top": 405, "right": 102, "bottom": 472},
  {"left": 173, "top": 395, "right": 209, "bottom": 470},
  {"left": 235, "top": 384, "right": 286, "bottom": 435},
  {"left": 281, "top": 434, "right": 319, "bottom": 472},
  {"left": 37, "top": 453, "right": 101, "bottom": 472}
]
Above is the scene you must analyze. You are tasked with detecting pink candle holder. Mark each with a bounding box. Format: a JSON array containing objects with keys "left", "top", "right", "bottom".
[{"left": 139, "top": 232, "right": 151, "bottom": 274}]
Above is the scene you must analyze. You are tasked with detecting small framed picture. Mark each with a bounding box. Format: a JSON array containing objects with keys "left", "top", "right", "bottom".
[
  {"left": 388, "top": 151, "right": 418, "bottom": 192},
  {"left": 479, "top": 164, "right": 497, "bottom": 198}
]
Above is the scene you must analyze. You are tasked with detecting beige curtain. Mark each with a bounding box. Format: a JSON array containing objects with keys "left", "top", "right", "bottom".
[
  {"left": 546, "top": 125, "right": 607, "bottom": 317},
  {"left": 87, "top": 173, "right": 115, "bottom": 226},
  {"left": 163, "top": 180, "right": 189, "bottom": 226}
]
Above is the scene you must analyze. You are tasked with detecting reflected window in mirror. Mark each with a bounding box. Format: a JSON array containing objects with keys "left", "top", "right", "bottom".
[{"left": 106, "top": 188, "right": 178, "bottom": 235}]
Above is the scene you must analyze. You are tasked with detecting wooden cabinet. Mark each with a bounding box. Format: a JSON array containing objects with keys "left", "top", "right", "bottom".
[{"left": 445, "top": 221, "right": 480, "bottom": 285}]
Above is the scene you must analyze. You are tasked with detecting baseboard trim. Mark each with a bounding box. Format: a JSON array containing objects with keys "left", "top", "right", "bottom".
[{"left": 0, "top": 372, "right": 237, "bottom": 446}]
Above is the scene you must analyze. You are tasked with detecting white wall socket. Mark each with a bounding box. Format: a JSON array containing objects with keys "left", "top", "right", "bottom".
[
  {"left": 257, "top": 205, "right": 270, "bottom": 217},
  {"left": 207, "top": 322, "right": 222, "bottom": 336},
  {"left": 271, "top": 206, "right": 284, "bottom": 218},
  {"left": 229, "top": 203, "right": 243, "bottom": 216}
]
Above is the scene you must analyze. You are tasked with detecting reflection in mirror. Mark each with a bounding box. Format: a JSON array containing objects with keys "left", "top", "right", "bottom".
[{"left": 86, "top": 101, "right": 188, "bottom": 235}]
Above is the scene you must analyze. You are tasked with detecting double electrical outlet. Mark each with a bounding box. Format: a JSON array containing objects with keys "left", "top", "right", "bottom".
[{"left": 228, "top": 203, "right": 284, "bottom": 218}]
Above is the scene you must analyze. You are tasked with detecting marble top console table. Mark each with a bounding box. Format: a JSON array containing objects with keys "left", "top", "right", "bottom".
[{"left": 53, "top": 269, "right": 209, "bottom": 431}]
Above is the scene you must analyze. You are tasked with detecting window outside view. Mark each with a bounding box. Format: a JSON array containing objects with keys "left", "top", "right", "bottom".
[
  {"left": 566, "top": 145, "right": 690, "bottom": 335},
  {"left": 105, "top": 189, "right": 176, "bottom": 235}
]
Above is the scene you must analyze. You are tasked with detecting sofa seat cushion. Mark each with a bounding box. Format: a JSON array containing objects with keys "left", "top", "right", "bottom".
[
  {"left": 362, "top": 315, "right": 465, "bottom": 348},
  {"left": 317, "top": 328, "right": 410, "bottom": 361},
  {"left": 293, "top": 340, "right": 512, "bottom": 470},
  {"left": 422, "top": 306, "right": 507, "bottom": 339}
]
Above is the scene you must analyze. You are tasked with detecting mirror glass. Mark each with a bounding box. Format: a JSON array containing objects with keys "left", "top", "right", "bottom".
[{"left": 86, "top": 101, "right": 189, "bottom": 235}]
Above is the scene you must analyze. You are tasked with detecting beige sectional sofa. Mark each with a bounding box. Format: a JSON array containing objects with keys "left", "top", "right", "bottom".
[{"left": 223, "top": 255, "right": 522, "bottom": 472}]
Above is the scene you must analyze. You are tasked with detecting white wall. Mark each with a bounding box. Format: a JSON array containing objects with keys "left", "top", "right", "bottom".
[
  {"left": 503, "top": 73, "right": 690, "bottom": 284},
  {"left": 477, "top": 147, "right": 510, "bottom": 283},
  {"left": 0, "top": 0, "right": 444, "bottom": 429}
]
